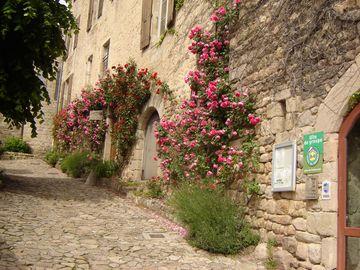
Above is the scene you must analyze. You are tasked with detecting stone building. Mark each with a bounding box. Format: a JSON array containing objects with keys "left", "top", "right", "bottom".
[
  {"left": 59, "top": 0, "right": 360, "bottom": 269},
  {"left": 59, "top": 0, "right": 212, "bottom": 181}
]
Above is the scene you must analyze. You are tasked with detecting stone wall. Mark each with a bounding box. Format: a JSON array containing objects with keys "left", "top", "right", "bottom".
[
  {"left": 230, "top": 0, "right": 360, "bottom": 269},
  {"left": 22, "top": 80, "right": 57, "bottom": 156},
  {"left": 0, "top": 80, "right": 57, "bottom": 156},
  {"left": 0, "top": 115, "right": 21, "bottom": 142}
]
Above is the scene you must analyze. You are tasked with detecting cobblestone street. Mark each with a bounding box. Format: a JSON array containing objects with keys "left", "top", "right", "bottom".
[{"left": 0, "top": 159, "right": 260, "bottom": 270}]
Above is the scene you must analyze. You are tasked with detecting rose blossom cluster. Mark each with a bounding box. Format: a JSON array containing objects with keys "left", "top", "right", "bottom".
[
  {"left": 98, "top": 62, "right": 170, "bottom": 161},
  {"left": 156, "top": 1, "right": 260, "bottom": 187},
  {"left": 53, "top": 88, "right": 107, "bottom": 153}
]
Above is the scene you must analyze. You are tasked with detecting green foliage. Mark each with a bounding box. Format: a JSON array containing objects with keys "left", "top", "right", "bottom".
[
  {"left": 265, "top": 238, "right": 278, "bottom": 270},
  {"left": 93, "top": 160, "right": 119, "bottom": 178},
  {"left": 244, "top": 180, "right": 261, "bottom": 196},
  {"left": 155, "top": 28, "right": 177, "bottom": 47},
  {"left": 349, "top": 90, "right": 360, "bottom": 112},
  {"left": 44, "top": 150, "right": 60, "bottom": 167},
  {"left": 2, "top": 137, "right": 31, "bottom": 153},
  {"left": 0, "top": 0, "right": 77, "bottom": 136},
  {"left": 175, "top": 0, "right": 185, "bottom": 11},
  {"left": 100, "top": 61, "right": 171, "bottom": 169},
  {"left": 61, "top": 151, "right": 91, "bottom": 178},
  {"left": 169, "top": 184, "right": 259, "bottom": 254},
  {"left": 146, "top": 179, "right": 164, "bottom": 198}
]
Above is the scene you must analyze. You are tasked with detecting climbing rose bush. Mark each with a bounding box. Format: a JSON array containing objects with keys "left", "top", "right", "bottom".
[
  {"left": 98, "top": 61, "right": 171, "bottom": 163},
  {"left": 156, "top": 0, "right": 260, "bottom": 187},
  {"left": 53, "top": 88, "right": 107, "bottom": 153}
]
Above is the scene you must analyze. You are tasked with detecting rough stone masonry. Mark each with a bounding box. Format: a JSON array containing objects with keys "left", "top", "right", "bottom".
[{"left": 229, "top": 0, "right": 360, "bottom": 269}]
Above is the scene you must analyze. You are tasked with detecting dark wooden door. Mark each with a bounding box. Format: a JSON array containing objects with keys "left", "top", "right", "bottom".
[
  {"left": 142, "top": 112, "right": 160, "bottom": 180},
  {"left": 338, "top": 103, "right": 360, "bottom": 270}
]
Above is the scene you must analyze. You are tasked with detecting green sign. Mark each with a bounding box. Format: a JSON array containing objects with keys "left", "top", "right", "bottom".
[{"left": 304, "top": 131, "right": 324, "bottom": 174}]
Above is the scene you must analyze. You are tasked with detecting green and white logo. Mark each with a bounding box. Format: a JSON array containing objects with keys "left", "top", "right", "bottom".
[
  {"left": 306, "top": 146, "right": 319, "bottom": 167},
  {"left": 303, "top": 132, "right": 324, "bottom": 174}
]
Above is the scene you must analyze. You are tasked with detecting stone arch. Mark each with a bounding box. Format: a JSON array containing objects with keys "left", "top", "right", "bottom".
[
  {"left": 311, "top": 55, "right": 360, "bottom": 269},
  {"left": 315, "top": 54, "right": 360, "bottom": 133},
  {"left": 139, "top": 93, "right": 165, "bottom": 131}
]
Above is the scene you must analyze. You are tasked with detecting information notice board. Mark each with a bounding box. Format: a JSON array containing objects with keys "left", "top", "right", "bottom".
[{"left": 272, "top": 141, "right": 297, "bottom": 192}]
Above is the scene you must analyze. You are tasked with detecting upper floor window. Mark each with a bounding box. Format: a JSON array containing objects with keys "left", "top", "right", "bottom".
[
  {"left": 86, "top": 55, "right": 93, "bottom": 85},
  {"left": 102, "top": 41, "right": 110, "bottom": 75},
  {"left": 140, "top": 0, "right": 174, "bottom": 50},
  {"left": 98, "top": 0, "right": 104, "bottom": 18},
  {"left": 59, "top": 74, "right": 73, "bottom": 109},
  {"left": 65, "top": 74, "right": 73, "bottom": 107},
  {"left": 159, "top": 0, "right": 167, "bottom": 36},
  {"left": 65, "top": 34, "right": 71, "bottom": 57},
  {"left": 73, "top": 16, "right": 80, "bottom": 49},
  {"left": 87, "top": 0, "right": 95, "bottom": 31}
]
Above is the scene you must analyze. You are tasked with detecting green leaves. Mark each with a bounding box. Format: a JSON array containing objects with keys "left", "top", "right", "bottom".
[{"left": 0, "top": 0, "right": 77, "bottom": 137}]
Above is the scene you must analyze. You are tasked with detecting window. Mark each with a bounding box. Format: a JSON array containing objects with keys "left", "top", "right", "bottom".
[
  {"left": 73, "top": 16, "right": 80, "bottom": 49},
  {"left": 140, "top": 0, "right": 174, "bottom": 50},
  {"left": 158, "top": 0, "right": 167, "bottom": 36},
  {"left": 98, "top": 0, "right": 104, "bottom": 18},
  {"left": 65, "top": 75, "right": 73, "bottom": 107},
  {"left": 65, "top": 34, "right": 71, "bottom": 57},
  {"left": 59, "top": 83, "right": 65, "bottom": 110},
  {"left": 59, "top": 75, "right": 73, "bottom": 109},
  {"left": 87, "top": 0, "right": 95, "bottom": 31},
  {"left": 86, "top": 55, "right": 93, "bottom": 85},
  {"left": 102, "top": 41, "right": 110, "bottom": 75}
]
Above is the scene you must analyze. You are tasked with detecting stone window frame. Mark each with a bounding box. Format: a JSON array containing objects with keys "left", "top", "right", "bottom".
[
  {"left": 157, "top": 0, "right": 168, "bottom": 37},
  {"left": 64, "top": 34, "right": 72, "bottom": 59},
  {"left": 73, "top": 16, "right": 80, "bottom": 50},
  {"left": 65, "top": 74, "right": 73, "bottom": 107},
  {"left": 101, "top": 40, "right": 110, "bottom": 75},
  {"left": 98, "top": 0, "right": 104, "bottom": 18},
  {"left": 140, "top": 0, "right": 174, "bottom": 50},
  {"left": 85, "top": 55, "right": 93, "bottom": 85},
  {"left": 87, "top": 0, "right": 95, "bottom": 32}
]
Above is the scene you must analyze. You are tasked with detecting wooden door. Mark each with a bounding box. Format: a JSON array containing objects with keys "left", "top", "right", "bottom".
[
  {"left": 142, "top": 112, "right": 160, "bottom": 180},
  {"left": 338, "top": 103, "right": 360, "bottom": 270}
]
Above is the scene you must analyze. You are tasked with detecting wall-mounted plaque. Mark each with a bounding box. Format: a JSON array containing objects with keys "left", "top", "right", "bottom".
[
  {"left": 89, "top": 110, "right": 103, "bottom": 121},
  {"left": 303, "top": 131, "right": 324, "bottom": 174},
  {"left": 305, "top": 177, "right": 318, "bottom": 200},
  {"left": 272, "top": 141, "right": 297, "bottom": 192},
  {"left": 321, "top": 181, "right": 331, "bottom": 200}
]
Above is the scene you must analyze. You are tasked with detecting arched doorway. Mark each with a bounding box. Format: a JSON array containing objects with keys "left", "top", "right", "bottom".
[
  {"left": 142, "top": 111, "right": 160, "bottom": 180},
  {"left": 338, "top": 103, "right": 360, "bottom": 270}
]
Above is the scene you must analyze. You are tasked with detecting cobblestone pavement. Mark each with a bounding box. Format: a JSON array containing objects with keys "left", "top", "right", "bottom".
[{"left": 0, "top": 159, "right": 261, "bottom": 270}]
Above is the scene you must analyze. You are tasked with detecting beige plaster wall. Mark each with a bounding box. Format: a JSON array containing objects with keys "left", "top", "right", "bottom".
[
  {"left": 62, "top": 0, "right": 213, "bottom": 180},
  {"left": 63, "top": 0, "right": 212, "bottom": 100}
]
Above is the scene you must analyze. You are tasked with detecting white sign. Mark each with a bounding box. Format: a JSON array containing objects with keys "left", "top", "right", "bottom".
[
  {"left": 89, "top": 110, "right": 103, "bottom": 121},
  {"left": 272, "top": 141, "right": 297, "bottom": 192},
  {"left": 321, "top": 181, "right": 331, "bottom": 200}
]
